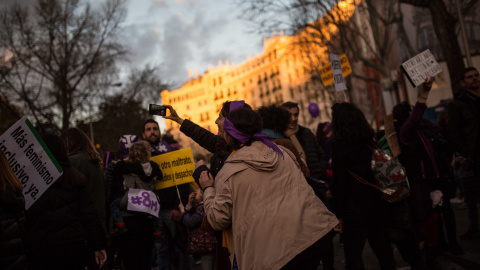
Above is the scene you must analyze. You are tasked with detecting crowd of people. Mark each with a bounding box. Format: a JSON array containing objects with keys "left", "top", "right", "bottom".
[{"left": 0, "top": 66, "right": 479, "bottom": 270}]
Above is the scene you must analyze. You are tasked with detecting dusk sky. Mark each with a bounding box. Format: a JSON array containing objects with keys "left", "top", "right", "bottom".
[
  {"left": 119, "top": 0, "right": 264, "bottom": 86},
  {"left": 3, "top": 0, "right": 265, "bottom": 87}
]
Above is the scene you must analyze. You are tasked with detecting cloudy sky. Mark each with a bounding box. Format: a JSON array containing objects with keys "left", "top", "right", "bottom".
[
  {"left": 119, "top": 0, "right": 264, "bottom": 86},
  {"left": 4, "top": 0, "right": 265, "bottom": 87}
]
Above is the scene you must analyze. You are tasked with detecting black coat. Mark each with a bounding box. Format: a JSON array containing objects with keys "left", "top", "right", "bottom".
[
  {"left": 295, "top": 125, "right": 327, "bottom": 180},
  {"left": 448, "top": 91, "right": 480, "bottom": 162},
  {"left": 331, "top": 137, "right": 386, "bottom": 221},
  {"left": 0, "top": 189, "right": 26, "bottom": 270},
  {"left": 25, "top": 172, "right": 106, "bottom": 253},
  {"left": 180, "top": 119, "right": 231, "bottom": 180}
]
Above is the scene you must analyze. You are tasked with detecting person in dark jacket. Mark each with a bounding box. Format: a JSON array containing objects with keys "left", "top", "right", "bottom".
[
  {"left": 113, "top": 141, "right": 162, "bottom": 270},
  {"left": 25, "top": 134, "right": 106, "bottom": 270},
  {"left": 281, "top": 101, "right": 327, "bottom": 181},
  {"left": 0, "top": 150, "right": 26, "bottom": 270},
  {"left": 331, "top": 102, "right": 396, "bottom": 270},
  {"left": 61, "top": 128, "right": 107, "bottom": 233},
  {"left": 448, "top": 67, "right": 480, "bottom": 240},
  {"left": 393, "top": 78, "right": 462, "bottom": 267},
  {"left": 163, "top": 100, "right": 251, "bottom": 270}
]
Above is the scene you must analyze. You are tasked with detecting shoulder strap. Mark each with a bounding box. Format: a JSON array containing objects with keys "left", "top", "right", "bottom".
[{"left": 347, "top": 169, "right": 380, "bottom": 190}]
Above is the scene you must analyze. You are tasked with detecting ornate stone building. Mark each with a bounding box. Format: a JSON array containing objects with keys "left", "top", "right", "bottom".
[{"left": 161, "top": 33, "right": 333, "bottom": 153}]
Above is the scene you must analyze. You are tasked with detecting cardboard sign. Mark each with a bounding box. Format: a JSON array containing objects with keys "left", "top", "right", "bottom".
[
  {"left": 126, "top": 189, "right": 160, "bottom": 217},
  {"left": 320, "top": 54, "right": 351, "bottom": 86},
  {"left": 152, "top": 147, "right": 195, "bottom": 190},
  {"left": 383, "top": 114, "right": 401, "bottom": 158},
  {"left": 0, "top": 117, "right": 63, "bottom": 209},
  {"left": 401, "top": 49, "right": 442, "bottom": 87},
  {"left": 330, "top": 54, "right": 347, "bottom": 91}
]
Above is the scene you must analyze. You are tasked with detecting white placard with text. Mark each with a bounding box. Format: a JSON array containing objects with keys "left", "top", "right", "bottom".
[{"left": 127, "top": 188, "right": 160, "bottom": 217}]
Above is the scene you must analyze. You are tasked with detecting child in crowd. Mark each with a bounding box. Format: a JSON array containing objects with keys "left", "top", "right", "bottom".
[{"left": 179, "top": 189, "right": 216, "bottom": 270}]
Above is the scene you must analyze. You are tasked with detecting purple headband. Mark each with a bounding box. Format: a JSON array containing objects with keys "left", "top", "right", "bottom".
[
  {"left": 223, "top": 117, "right": 284, "bottom": 157},
  {"left": 229, "top": 100, "right": 245, "bottom": 112}
]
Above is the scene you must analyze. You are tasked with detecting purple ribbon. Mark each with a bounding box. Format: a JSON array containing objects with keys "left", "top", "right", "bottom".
[
  {"left": 229, "top": 100, "right": 245, "bottom": 112},
  {"left": 223, "top": 118, "right": 284, "bottom": 157}
]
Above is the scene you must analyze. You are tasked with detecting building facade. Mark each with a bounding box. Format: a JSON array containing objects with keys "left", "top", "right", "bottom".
[{"left": 161, "top": 33, "right": 333, "bottom": 153}]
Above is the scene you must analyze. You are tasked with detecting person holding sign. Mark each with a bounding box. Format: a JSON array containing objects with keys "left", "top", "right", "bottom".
[
  {"left": 393, "top": 78, "right": 462, "bottom": 266},
  {"left": 198, "top": 108, "right": 338, "bottom": 270},
  {"left": 0, "top": 150, "right": 26, "bottom": 270},
  {"left": 25, "top": 134, "right": 106, "bottom": 270},
  {"left": 112, "top": 141, "right": 162, "bottom": 270}
]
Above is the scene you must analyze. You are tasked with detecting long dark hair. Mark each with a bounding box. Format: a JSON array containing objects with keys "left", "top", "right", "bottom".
[
  {"left": 60, "top": 128, "right": 102, "bottom": 164},
  {"left": 225, "top": 108, "right": 263, "bottom": 151},
  {"left": 392, "top": 102, "right": 411, "bottom": 133},
  {"left": 42, "top": 134, "right": 86, "bottom": 188},
  {"left": 331, "top": 102, "right": 374, "bottom": 143}
]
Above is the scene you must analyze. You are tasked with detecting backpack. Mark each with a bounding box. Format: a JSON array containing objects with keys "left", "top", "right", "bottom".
[{"left": 348, "top": 144, "right": 410, "bottom": 203}]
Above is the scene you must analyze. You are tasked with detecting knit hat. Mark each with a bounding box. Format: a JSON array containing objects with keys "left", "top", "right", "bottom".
[
  {"left": 118, "top": 135, "right": 140, "bottom": 159},
  {"left": 41, "top": 134, "right": 71, "bottom": 168}
]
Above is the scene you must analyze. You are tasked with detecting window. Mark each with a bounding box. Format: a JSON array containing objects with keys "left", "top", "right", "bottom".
[
  {"left": 219, "top": 76, "right": 222, "bottom": 85},
  {"left": 213, "top": 78, "right": 216, "bottom": 87},
  {"left": 206, "top": 112, "right": 209, "bottom": 120}
]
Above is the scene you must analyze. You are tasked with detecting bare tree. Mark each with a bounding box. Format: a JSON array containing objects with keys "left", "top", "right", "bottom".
[
  {"left": 239, "top": 0, "right": 410, "bottom": 128},
  {"left": 0, "top": 0, "right": 127, "bottom": 132},
  {"left": 399, "top": 0, "right": 479, "bottom": 93}
]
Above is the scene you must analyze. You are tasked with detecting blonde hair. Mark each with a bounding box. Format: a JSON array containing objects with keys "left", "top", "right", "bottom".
[
  {"left": 0, "top": 150, "right": 23, "bottom": 195},
  {"left": 127, "top": 141, "right": 151, "bottom": 164}
]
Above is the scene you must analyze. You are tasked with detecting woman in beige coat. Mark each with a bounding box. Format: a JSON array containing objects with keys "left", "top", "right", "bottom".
[{"left": 199, "top": 108, "right": 338, "bottom": 270}]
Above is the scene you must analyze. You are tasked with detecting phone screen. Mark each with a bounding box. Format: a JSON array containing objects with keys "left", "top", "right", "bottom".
[{"left": 149, "top": 104, "right": 166, "bottom": 116}]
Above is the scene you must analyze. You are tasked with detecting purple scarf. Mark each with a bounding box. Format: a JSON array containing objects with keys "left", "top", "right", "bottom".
[{"left": 223, "top": 117, "right": 284, "bottom": 157}]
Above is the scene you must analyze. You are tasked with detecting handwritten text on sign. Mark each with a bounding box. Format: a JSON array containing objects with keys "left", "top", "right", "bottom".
[
  {"left": 0, "top": 117, "right": 62, "bottom": 209},
  {"left": 127, "top": 189, "right": 159, "bottom": 217},
  {"left": 151, "top": 148, "right": 195, "bottom": 190},
  {"left": 320, "top": 54, "right": 352, "bottom": 86},
  {"left": 330, "top": 54, "right": 347, "bottom": 91},
  {"left": 401, "top": 49, "right": 442, "bottom": 87}
]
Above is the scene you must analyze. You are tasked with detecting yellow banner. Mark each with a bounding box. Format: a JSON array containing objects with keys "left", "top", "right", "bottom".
[
  {"left": 319, "top": 54, "right": 352, "bottom": 86},
  {"left": 152, "top": 148, "right": 195, "bottom": 190}
]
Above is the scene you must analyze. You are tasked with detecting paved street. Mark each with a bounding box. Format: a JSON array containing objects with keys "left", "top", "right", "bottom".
[{"left": 188, "top": 200, "right": 480, "bottom": 270}]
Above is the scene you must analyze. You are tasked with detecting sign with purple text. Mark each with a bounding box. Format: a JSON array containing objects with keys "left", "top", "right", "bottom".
[
  {"left": 127, "top": 189, "right": 160, "bottom": 217},
  {"left": 330, "top": 54, "right": 347, "bottom": 91},
  {"left": 401, "top": 49, "right": 442, "bottom": 87},
  {"left": 0, "top": 117, "right": 63, "bottom": 209}
]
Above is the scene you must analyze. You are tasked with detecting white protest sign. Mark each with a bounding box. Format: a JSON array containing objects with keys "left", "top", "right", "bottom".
[
  {"left": 0, "top": 117, "right": 63, "bottom": 209},
  {"left": 330, "top": 54, "right": 347, "bottom": 91},
  {"left": 401, "top": 49, "right": 442, "bottom": 87},
  {"left": 126, "top": 189, "right": 160, "bottom": 217}
]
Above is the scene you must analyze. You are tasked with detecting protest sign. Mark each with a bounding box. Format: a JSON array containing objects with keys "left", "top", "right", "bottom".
[
  {"left": 330, "top": 54, "right": 347, "bottom": 91},
  {"left": 0, "top": 117, "right": 63, "bottom": 209},
  {"left": 320, "top": 54, "right": 351, "bottom": 86},
  {"left": 401, "top": 49, "right": 442, "bottom": 87},
  {"left": 151, "top": 147, "right": 195, "bottom": 190},
  {"left": 126, "top": 189, "right": 159, "bottom": 217}
]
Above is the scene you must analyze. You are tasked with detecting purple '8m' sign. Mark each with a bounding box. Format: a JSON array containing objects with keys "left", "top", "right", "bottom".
[{"left": 127, "top": 189, "right": 159, "bottom": 217}]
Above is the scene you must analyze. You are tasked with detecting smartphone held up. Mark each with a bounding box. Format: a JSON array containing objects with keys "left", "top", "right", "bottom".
[{"left": 149, "top": 104, "right": 168, "bottom": 117}]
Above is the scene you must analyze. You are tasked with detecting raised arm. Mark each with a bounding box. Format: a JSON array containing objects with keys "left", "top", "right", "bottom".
[{"left": 163, "top": 105, "right": 222, "bottom": 153}]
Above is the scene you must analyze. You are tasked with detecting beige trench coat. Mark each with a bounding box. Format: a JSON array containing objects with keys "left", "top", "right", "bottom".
[{"left": 203, "top": 141, "right": 338, "bottom": 270}]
